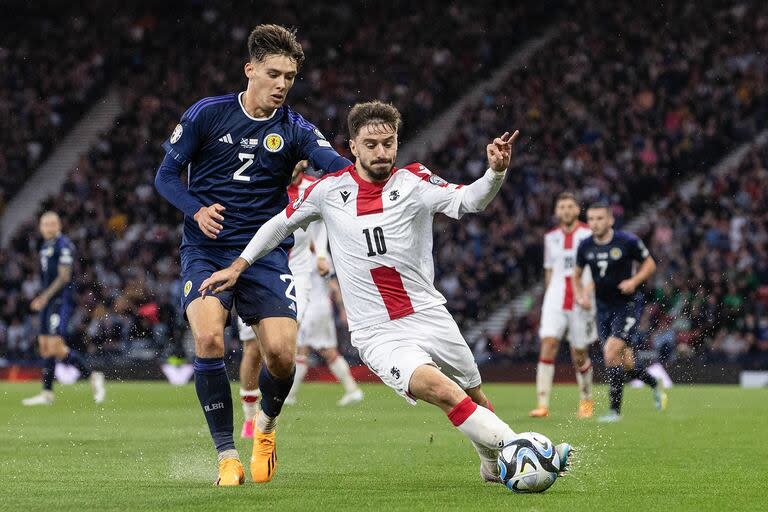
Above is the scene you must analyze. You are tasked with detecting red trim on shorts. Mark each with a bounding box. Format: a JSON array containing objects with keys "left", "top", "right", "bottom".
[
  {"left": 539, "top": 358, "right": 555, "bottom": 365},
  {"left": 370, "top": 266, "right": 415, "bottom": 320},
  {"left": 447, "top": 396, "right": 478, "bottom": 426},
  {"left": 579, "top": 361, "right": 592, "bottom": 374}
]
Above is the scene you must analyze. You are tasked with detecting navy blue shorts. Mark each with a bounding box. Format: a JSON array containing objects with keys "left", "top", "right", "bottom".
[
  {"left": 596, "top": 298, "right": 643, "bottom": 345},
  {"left": 180, "top": 245, "right": 297, "bottom": 325},
  {"left": 39, "top": 296, "right": 73, "bottom": 337}
]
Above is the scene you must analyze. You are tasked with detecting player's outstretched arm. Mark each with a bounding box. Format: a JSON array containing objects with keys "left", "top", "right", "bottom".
[
  {"left": 198, "top": 212, "right": 299, "bottom": 296},
  {"left": 458, "top": 130, "right": 519, "bottom": 214}
]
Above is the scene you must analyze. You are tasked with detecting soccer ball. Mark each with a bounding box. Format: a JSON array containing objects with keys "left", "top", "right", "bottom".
[{"left": 497, "top": 432, "right": 560, "bottom": 493}]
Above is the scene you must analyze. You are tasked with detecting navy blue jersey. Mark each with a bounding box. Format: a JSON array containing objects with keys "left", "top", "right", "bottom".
[
  {"left": 162, "top": 92, "right": 340, "bottom": 249},
  {"left": 576, "top": 230, "right": 651, "bottom": 304},
  {"left": 39, "top": 235, "right": 75, "bottom": 302}
]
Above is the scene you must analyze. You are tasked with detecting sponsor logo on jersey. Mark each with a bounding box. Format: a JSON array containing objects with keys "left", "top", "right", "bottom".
[
  {"left": 240, "top": 137, "right": 259, "bottom": 149},
  {"left": 389, "top": 190, "right": 400, "bottom": 201},
  {"left": 170, "top": 124, "right": 183, "bottom": 144},
  {"left": 218, "top": 133, "right": 233, "bottom": 144},
  {"left": 292, "top": 194, "right": 304, "bottom": 209},
  {"left": 183, "top": 280, "right": 192, "bottom": 297},
  {"left": 264, "top": 133, "right": 284, "bottom": 152},
  {"left": 610, "top": 247, "right": 623, "bottom": 260},
  {"left": 340, "top": 190, "right": 351, "bottom": 203}
]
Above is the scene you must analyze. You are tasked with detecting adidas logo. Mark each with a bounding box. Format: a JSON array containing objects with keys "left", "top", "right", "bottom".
[{"left": 218, "top": 133, "right": 233, "bottom": 144}]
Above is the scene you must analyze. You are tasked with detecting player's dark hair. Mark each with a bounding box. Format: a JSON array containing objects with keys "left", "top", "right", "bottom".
[
  {"left": 247, "top": 24, "right": 305, "bottom": 68},
  {"left": 347, "top": 101, "right": 402, "bottom": 138},
  {"left": 587, "top": 201, "right": 612, "bottom": 213},
  {"left": 556, "top": 192, "right": 579, "bottom": 206}
]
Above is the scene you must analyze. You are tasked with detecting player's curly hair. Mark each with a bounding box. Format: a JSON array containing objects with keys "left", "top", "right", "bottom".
[
  {"left": 248, "top": 24, "right": 305, "bottom": 68},
  {"left": 347, "top": 101, "right": 402, "bottom": 138}
]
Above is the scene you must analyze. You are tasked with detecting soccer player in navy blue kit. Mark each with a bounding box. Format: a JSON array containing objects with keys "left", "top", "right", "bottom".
[
  {"left": 573, "top": 204, "right": 668, "bottom": 423},
  {"left": 154, "top": 24, "right": 352, "bottom": 486},
  {"left": 22, "top": 212, "right": 106, "bottom": 406}
]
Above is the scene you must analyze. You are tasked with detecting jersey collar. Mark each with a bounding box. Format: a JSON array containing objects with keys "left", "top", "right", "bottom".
[{"left": 238, "top": 92, "right": 279, "bottom": 121}]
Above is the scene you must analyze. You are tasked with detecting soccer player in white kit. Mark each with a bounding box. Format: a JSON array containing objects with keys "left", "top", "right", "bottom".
[
  {"left": 200, "top": 101, "right": 572, "bottom": 482},
  {"left": 529, "top": 193, "right": 597, "bottom": 419},
  {"left": 285, "top": 254, "right": 364, "bottom": 406}
]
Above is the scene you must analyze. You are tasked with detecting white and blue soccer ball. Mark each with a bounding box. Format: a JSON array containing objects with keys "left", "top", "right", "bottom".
[{"left": 497, "top": 432, "right": 560, "bottom": 493}]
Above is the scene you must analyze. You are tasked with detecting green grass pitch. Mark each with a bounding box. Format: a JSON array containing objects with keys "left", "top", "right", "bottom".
[{"left": 1, "top": 382, "right": 766, "bottom": 511}]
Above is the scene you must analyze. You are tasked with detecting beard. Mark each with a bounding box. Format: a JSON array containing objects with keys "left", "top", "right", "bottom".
[{"left": 360, "top": 159, "right": 394, "bottom": 181}]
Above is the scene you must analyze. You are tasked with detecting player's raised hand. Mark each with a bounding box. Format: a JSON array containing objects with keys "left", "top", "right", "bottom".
[
  {"left": 487, "top": 130, "right": 519, "bottom": 173},
  {"left": 194, "top": 203, "right": 226, "bottom": 239}
]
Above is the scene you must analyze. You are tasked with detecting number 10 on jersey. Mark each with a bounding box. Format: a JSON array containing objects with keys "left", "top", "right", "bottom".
[{"left": 363, "top": 227, "right": 387, "bottom": 257}]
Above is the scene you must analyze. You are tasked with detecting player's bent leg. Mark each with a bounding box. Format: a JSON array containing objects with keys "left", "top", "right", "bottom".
[
  {"left": 621, "top": 346, "right": 666, "bottom": 412},
  {"left": 250, "top": 317, "right": 297, "bottom": 483},
  {"left": 320, "top": 348, "right": 363, "bottom": 406},
  {"left": 570, "top": 346, "right": 594, "bottom": 419},
  {"left": 187, "top": 298, "right": 242, "bottom": 484},
  {"left": 530, "top": 336, "right": 559, "bottom": 417},
  {"left": 239, "top": 337, "right": 261, "bottom": 439},
  {"left": 285, "top": 346, "right": 310, "bottom": 405}
]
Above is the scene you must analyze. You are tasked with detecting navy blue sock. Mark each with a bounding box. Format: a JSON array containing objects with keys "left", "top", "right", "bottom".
[
  {"left": 193, "top": 357, "right": 235, "bottom": 453},
  {"left": 607, "top": 366, "right": 625, "bottom": 414},
  {"left": 62, "top": 350, "right": 92, "bottom": 379},
  {"left": 626, "top": 367, "right": 657, "bottom": 388},
  {"left": 42, "top": 357, "right": 55, "bottom": 391},
  {"left": 259, "top": 366, "right": 296, "bottom": 418}
]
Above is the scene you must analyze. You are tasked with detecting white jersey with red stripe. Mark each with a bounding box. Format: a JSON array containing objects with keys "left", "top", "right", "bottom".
[
  {"left": 542, "top": 224, "right": 594, "bottom": 313},
  {"left": 283, "top": 163, "right": 468, "bottom": 331}
]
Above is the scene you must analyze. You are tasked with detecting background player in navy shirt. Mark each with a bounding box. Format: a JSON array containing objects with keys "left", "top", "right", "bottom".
[
  {"left": 573, "top": 203, "right": 668, "bottom": 422},
  {"left": 154, "top": 24, "right": 352, "bottom": 486},
  {"left": 22, "top": 212, "right": 106, "bottom": 406}
]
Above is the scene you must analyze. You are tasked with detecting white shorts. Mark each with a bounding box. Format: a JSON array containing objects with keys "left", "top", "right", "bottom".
[
  {"left": 538, "top": 305, "right": 596, "bottom": 349},
  {"left": 351, "top": 305, "right": 481, "bottom": 405},
  {"left": 238, "top": 272, "right": 311, "bottom": 342},
  {"left": 297, "top": 302, "right": 337, "bottom": 350}
]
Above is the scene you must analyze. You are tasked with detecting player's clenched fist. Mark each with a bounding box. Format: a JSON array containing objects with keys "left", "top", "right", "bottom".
[
  {"left": 193, "top": 203, "right": 226, "bottom": 239},
  {"left": 487, "top": 130, "right": 519, "bottom": 173}
]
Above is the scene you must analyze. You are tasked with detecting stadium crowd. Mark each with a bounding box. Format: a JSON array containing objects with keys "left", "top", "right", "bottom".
[
  {"left": 1, "top": 1, "right": 766, "bottom": 372},
  {"left": 0, "top": 1, "right": 548, "bottom": 362}
]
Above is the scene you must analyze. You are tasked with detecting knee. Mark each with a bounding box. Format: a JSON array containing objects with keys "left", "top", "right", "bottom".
[
  {"left": 320, "top": 348, "right": 338, "bottom": 362},
  {"left": 263, "top": 346, "right": 295, "bottom": 378},
  {"left": 540, "top": 338, "right": 559, "bottom": 359},
  {"left": 572, "top": 350, "right": 588, "bottom": 367},
  {"left": 195, "top": 332, "right": 224, "bottom": 356}
]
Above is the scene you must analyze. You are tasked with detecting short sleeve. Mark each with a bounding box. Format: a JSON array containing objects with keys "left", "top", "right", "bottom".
[
  {"left": 576, "top": 240, "right": 588, "bottom": 268},
  {"left": 543, "top": 237, "right": 554, "bottom": 269},
  {"left": 405, "top": 163, "right": 465, "bottom": 219},
  {"left": 628, "top": 234, "right": 651, "bottom": 262},
  {"left": 161, "top": 102, "right": 208, "bottom": 166},
  {"left": 285, "top": 178, "right": 325, "bottom": 230}
]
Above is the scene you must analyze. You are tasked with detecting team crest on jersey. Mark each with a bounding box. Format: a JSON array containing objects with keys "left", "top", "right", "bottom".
[
  {"left": 264, "top": 133, "right": 284, "bottom": 152},
  {"left": 170, "top": 124, "right": 183, "bottom": 144},
  {"left": 183, "top": 280, "right": 192, "bottom": 297},
  {"left": 428, "top": 174, "right": 448, "bottom": 186},
  {"left": 610, "top": 247, "right": 623, "bottom": 260},
  {"left": 389, "top": 190, "right": 400, "bottom": 201}
]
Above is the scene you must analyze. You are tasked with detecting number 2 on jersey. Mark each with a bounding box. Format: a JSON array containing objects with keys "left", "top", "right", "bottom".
[
  {"left": 363, "top": 227, "right": 387, "bottom": 256},
  {"left": 233, "top": 153, "right": 255, "bottom": 182}
]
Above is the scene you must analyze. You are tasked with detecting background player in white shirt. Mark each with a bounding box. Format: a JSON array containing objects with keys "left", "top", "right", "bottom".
[
  {"left": 237, "top": 163, "right": 332, "bottom": 438},
  {"left": 284, "top": 254, "right": 364, "bottom": 406},
  {"left": 530, "top": 193, "right": 596, "bottom": 419},
  {"left": 200, "top": 101, "right": 572, "bottom": 482}
]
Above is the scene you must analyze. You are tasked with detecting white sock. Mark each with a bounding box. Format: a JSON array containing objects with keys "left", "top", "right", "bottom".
[
  {"left": 286, "top": 356, "right": 308, "bottom": 401},
  {"left": 448, "top": 397, "right": 515, "bottom": 450},
  {"left": 575, "top": 360, "right": 593, "bottom": 400},
  {"left": 536, "top": 360, "right": 555, "bottom": 407},
  {"left": 647, "top": 362, "right": 673, "bottom": 388},
  {"left": 255, "top": 410, "right": 277, "bottom": 434},
  {"left": 240, "top": 388, "right": 261, "bottom": 421},
  {"left": 328, "top": 355, "right": 359, "bottom": 394}
]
